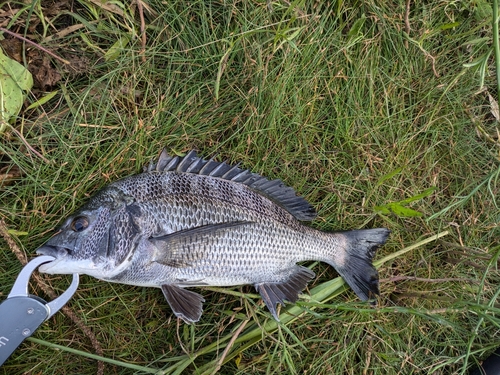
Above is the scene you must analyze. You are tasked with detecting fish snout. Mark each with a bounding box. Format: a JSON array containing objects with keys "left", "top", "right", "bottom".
[
  {"left": 36, "top": 246, "right": 72, "bottom": 274},
  {"left": 36, "top": 245, "right": 69, "bottom": 258}
]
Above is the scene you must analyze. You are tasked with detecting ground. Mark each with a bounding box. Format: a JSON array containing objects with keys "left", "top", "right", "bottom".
[{"left": 0, "top": 0, "right": 499, "bottom": 374}]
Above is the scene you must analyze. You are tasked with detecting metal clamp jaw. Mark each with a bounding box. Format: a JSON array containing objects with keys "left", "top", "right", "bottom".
[{"left": 0, "top": 256, "right": 79, "bottom": 366}]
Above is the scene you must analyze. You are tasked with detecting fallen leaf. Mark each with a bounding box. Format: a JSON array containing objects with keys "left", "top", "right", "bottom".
[
  {"left": 488, "top": 92, "right": 500, "bottom": 122},
  {"left": 27, "top": 51, "right": 61, "bottom": 89}
]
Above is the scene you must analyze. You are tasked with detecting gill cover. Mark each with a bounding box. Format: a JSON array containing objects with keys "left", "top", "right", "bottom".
[
  {"left": 82, "top": 187, "right": 142, "bottom": 268},
  {"left": 103, "top": 202, "right": 142, "bottom": 266}
]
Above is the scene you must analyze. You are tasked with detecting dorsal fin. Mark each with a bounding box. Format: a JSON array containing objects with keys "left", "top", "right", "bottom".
[{"left": 145, "top": 149, "right": 317, "bottom": 221}]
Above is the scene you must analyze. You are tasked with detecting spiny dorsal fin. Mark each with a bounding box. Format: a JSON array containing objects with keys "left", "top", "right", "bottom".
[{"left": 145, "top": 149, "right": 317, "bottom": 221}]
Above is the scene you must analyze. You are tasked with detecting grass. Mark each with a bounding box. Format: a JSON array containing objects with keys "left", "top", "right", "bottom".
[{"left": 0, "top": 0, "right": 499, "bottom": 374}]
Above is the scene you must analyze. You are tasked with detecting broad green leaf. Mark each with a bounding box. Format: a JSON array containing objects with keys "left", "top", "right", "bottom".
[
  {"left": 399, "top": 187, "right": 436, "bottom": 205},
  {"left": 373, "top": 205, "right": 391, "bottom": 215},
  {"left": 348, "top": 14, "right": 366, "bottom": 38},
  {"left": 0, "top": 49, "right": 33, "bottom": 127},
  {"left": 438, "top": 22, "right": 460, "bottom": 30},
  {"left": 375, "top": 187, "right": 435, "bottom": 217},
  {"left": 374, "top": 203, "right": 423, "bottom": 217},
  {"left": 387, "top": 203, "right": 423, "bottom": 217}
]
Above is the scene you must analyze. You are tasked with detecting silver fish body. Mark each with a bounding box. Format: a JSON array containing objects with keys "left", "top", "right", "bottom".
[{"left": 37, "top": 150, "right": 390, "bottom": 322}]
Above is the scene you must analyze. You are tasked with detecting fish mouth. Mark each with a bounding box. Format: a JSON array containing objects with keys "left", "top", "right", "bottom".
[
  {"left": 36, "top": 245, "right": 70, "bottom": 274},
  {"left": 36, "top": 245, "right": 69, "bottom": 258}
]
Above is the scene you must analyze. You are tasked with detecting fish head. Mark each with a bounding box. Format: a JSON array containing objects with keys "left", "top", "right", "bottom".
[{"left": 36, "top": 186, "right": 135, "bottom": 277}]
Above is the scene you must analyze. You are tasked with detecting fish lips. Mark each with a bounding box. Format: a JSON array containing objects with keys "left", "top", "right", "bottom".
[{"left": 36, "top": 245, "right": 70, "bottom": 274}]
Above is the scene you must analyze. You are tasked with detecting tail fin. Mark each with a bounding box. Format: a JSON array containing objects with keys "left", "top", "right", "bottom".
[{"left": 329, "top": 228, "right": 390, "bottom": 301}]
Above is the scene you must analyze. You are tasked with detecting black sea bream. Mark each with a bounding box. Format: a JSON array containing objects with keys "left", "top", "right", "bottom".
[{"left": 37, "top": 150, "right": 390, "bottom": 323}]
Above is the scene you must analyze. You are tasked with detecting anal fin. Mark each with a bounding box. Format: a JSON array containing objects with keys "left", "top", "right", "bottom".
[
  {"left": 161, "top": 284, "right": 205, "bottom": 323},
  {"left": 255, "top": 266, "right": 315, "bottom": 321}
]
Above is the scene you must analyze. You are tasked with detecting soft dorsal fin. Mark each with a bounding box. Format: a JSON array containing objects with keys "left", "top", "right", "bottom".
[{"left": 145, "top": 149, "right": 317, "bottom": 221}]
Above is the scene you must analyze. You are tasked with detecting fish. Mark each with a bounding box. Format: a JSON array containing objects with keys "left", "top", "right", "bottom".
[{"left": 36, "top": 150, "right": 390, "bottom": 323}]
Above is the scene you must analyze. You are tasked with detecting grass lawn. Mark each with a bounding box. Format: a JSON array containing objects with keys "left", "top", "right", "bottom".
[{"left": 0, "top": 0, "right": 499, "bottom": 374}]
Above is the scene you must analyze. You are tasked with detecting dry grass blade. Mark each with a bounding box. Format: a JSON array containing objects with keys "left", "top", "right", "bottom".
[{"left": 0, "top": 27, "right": 69, "bottom": 65}]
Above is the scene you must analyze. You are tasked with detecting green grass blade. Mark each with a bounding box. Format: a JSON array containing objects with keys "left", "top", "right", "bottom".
[{"left": 28, "top": 337, "right": 163, "bottom": 374}]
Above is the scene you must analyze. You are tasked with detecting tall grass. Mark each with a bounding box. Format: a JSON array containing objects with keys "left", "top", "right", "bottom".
[{"left": 0, "top": 0, "right": 499, "bottom": 374}]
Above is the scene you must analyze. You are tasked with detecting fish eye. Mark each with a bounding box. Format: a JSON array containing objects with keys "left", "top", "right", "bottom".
[{"left": 71, "top": 216, "right": 89, "bottom": 232}]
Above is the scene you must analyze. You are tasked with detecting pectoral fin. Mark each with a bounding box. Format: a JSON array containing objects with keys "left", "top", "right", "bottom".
[
  {"left": 150, "top": 221, "right": 253, "bottom": 268},
  {"left": 161, "top": 284, "right": 205, "bottom": 323},
  {"left": 255, "top": 266, "right": 315, "bottom": 321}
]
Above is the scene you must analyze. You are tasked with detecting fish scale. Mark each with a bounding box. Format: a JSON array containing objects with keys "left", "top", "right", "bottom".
[{"left": 36, "top": 150, "right": 390, "bottom": 323}]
